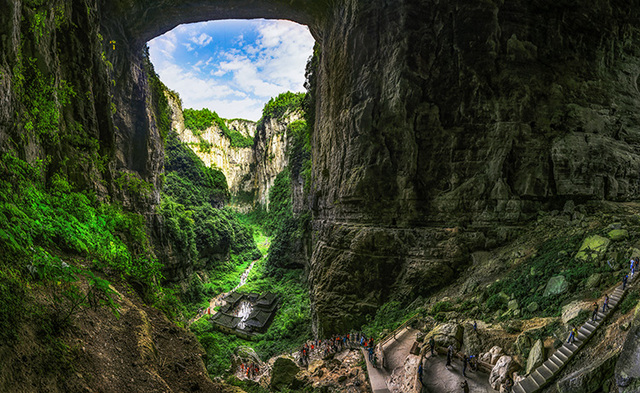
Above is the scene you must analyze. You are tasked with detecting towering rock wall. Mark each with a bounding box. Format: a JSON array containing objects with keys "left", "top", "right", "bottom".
[
  {"left": 307, "top": 0, "right": 640, "bottom": 334},
  {"left": 252, "top": 111, "right": 303, "bottom": 207},
  {"left": 165, "top": 91, "right": 302, "bottom": 210},
  {"left": 164, "top": 94, "right": 256, "bottom": 201}
]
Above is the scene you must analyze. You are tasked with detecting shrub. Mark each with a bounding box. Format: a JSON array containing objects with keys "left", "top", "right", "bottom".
[
  {"left": 183, "top": 108, "right": 253, "bottom": 148},
  {"left": 619, "top": 291, "right": 639, "bottom": 314},
  {"left": 432, "top": 300, "right": 453, "bottom": 314}
]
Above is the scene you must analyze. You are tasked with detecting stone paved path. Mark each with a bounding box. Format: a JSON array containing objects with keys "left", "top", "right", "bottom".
[
  {"left": 362, "top": 348, "right": 391, "bottom": 393},
  {"left": 419, "top": 351, "right": 493, "bottom": 393}
]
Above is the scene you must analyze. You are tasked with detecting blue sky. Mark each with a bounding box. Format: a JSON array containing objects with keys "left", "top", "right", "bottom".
[{"left": 148, "top": 20, "right": 315, "bottom": 121}]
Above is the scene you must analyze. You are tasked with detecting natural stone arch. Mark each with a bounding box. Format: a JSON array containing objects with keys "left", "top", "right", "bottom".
[{"left": 101, "top": 0, "right": 327, "bottom": 48}]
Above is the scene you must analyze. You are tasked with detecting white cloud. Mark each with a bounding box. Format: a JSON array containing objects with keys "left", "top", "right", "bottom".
[
  {"left": 191, "top": 33, "right": 213, "bottom": 47},
  {"left": 148, "top": 19, "right": 315, "bottom": 120},
  {"left": 148, "top": 30, "right": 178, "bottom": 60}
]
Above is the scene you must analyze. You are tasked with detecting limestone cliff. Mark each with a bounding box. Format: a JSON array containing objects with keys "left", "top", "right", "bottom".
[
  {"left": 307, "top": 0, "right": 640, "bottom": 335},
  {"left": 165, "top": 92, "right": 302, "bottom": 210},
  {"left": 164, "top": 94, "right": 255, "bottom": 206},
  {"left": 253, "top": 110, "right": 303, "bottom": 208}
]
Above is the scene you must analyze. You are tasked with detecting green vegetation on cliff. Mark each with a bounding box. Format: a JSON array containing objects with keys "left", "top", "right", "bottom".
[
  {"left": 0, "top": 152, "right": 158, "bottom": 377},
  {"left": 259, "top": 91, "right": 305, "bottom": 123},
  {"left": 183, "top": 108, "right": 254, "bottom": 148}
]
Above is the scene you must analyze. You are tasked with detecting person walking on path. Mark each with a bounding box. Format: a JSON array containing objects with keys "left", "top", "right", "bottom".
[
  {"left": 429, "top": 337, "right": 435, "bottom": 356},
  {"left": 461, "top": 380, "right": 469, "bottom": 393},
  {"left": 592, "top": 301, "right": 599, "bottom": 322},
  {"left": 446, "top": 345, "right": 453, "bottom": 367},
  {"left": 567, "top": 328, "right": 576, "bottom": 344},
  {"left": 567, "top": 326, "right": 576, "bottom": 344},
  {"left": 462, "top": 354, "right": 468, "bottom": 377},
  {"left": 623, "top": 274, "right": 629, "bottom": 290},
  {"left": 473, "top": 321, "right": 477, "bottom": 332},
  {"left": 418, "top": 363, "right": 423, "bottom": 384},
  {"left": 603, "top": 294, "right": 610, "bottom": 312}
]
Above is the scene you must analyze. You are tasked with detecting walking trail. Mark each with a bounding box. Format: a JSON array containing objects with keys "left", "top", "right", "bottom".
[
  {"left": 363, "top": 327, "right": 421, "bottom": 393},
  {"left": 419, "top": 351, "right": 493, "bottom": 393}
]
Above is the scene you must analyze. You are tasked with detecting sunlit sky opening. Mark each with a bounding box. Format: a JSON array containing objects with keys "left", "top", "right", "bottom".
[{"left": 148, "top": 19, "right": 315, "bottom": 121}]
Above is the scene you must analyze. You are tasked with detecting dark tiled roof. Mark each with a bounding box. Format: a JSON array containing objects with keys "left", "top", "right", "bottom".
[
  {"left": 256, "top": 292, "right": 277, "bottom": 306},
  {"left": 224, "top": 292, "right": 244, "bottom": 305},
  {"left": 245, "top": 310, "right": 273, "bottom": 328},
  {"left": 211, "top": 312, "right": 241, "bottom": 329}
]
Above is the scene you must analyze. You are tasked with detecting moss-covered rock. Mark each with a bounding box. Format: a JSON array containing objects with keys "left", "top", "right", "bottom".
[
  {"left": 544, "top": 275, "right": 568, "bottom": 297},
  {"left": 270, "top": 357, "right": 300, "bottom": 391},
  {"left": 608, "top": 229, "right": 628, "bottom": 241},
  {"left": 427, "top": 323, "right": 464, "bottom": 350},
  {"left": 575, "top": 236, "right": 611, "bottom": 262}
]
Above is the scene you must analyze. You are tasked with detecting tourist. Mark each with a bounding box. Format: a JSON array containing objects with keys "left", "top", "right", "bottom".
[
  {"left": 567, "top": 326, "right": 576, "bottom": 344},
  {"left": 461, "top": 379, "right": 469, "bottom": 393},
  {"left": 473, "top": 321, "right": 477, "bottom": 332},
  {"left": 429, "top": 337, "right": 435, "bottom": 356},
  {"left": 623, "top": 274, "right": 629, "bottom": 290},
  {"left": 462, "top": 354, "right": 468, "bottom": 377},
  {"left": 446, "top": 345, "right": 453, "bottom": 367},
  {"left": 603, "top": 294, "right": 610, "bottom": 312},
  {"left": 592, "top": 301, "right": 599, "bottom": 322},
  {"left": 470, "top": 355, "right": 478, "bottom": 371},
  {"left": 418, "top": 363, "right": 423, "bottom": 383}
]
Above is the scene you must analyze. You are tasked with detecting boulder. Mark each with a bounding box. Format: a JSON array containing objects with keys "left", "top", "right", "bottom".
[
  {"left": 586, "top": 273, "right": 602, "bottom": 289},
  {"left": 562, "top": 300, "right": 591, "bottom": 325},
  {"left": 508, "top": 299, "right": 519, "bottom": 311},
  {"left": 480, "top": 352, "right": 492, "bottom": 363},
  {"left": 525, "top": 339, "right": 544, "bottom": 375},
  {"left": 463, "top": 323, "right": 483, "bottom": 355},
  {"left": 527, "top": 302, "right": 539, "bottom": 313},
  {"left": 608, "top": 229, "right": 628, "bottom": 241},
  {"left": 489, "top": 355, "right": 518, "bottom": 390},
  {"left": 557, "top": 351, "right": 618, "bottom": 393},
  {"left": 490, "top": 346, "right": 504, "bottom": 365},
  {"left": 575, "top": 235, "right": 610, "bottom": 262},
  {"left": 270, "top": 357, "right": 300, "bottom": 391},
  {"left": 308, "top": 360, "right": 324, "bottom": 374},
  {"left": 514, "top": 333, "right": 532, "bottom": 357},
  {"left": 427, "top": 323, "right": 463, "bottom": 349},
  {"left": 544, "top": 275, "right": 568, "bottom": 297},
  {"left": 236, "top": 346, "right": 262, "bottom": 363}
]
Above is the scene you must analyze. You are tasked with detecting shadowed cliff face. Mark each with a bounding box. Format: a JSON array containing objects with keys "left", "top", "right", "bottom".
[
  {"left": 307, "top": 0, "right": 640, "bottom": 334},
  {"left": 3, "top": 0, "right": 640, "bottom": 336}
]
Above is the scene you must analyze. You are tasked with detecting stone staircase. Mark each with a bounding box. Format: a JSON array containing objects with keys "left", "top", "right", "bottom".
[{"left": 513, "top": 274, "right": 635, "bottom": 393}]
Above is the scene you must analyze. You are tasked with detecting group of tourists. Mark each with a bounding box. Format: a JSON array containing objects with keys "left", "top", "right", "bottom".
[
  {"left": 419, "top": 327, "right": 484, "bottom": 393},
  {"left": 568, "top": 259, "right": 635, "bottom": 344},
  {"left": 298, "top": 332, "right": 377, "bottom": 367},
  {"left": 239, "top": 362, "right": 260, "bottom": 380}
]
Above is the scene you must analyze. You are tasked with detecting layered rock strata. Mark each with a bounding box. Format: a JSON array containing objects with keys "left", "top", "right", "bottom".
[{"left": 165, "top": 93, "right": 301, "bottom": 209}]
